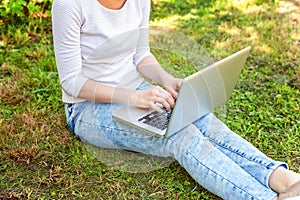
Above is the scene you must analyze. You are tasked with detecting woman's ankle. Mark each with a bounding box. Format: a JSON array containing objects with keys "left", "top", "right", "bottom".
[{"left": 269, "top": 166, "right": 300, "bottom": 193}]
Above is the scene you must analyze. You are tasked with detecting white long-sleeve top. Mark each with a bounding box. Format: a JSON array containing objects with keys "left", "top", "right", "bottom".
[{"left": 52, "top": 0, "right": 151, "bottom": 103}]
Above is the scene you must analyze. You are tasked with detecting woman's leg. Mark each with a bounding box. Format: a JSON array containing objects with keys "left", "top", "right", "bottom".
[
  {"left": 174, "top": 124, "right": 278, "bottom": 200},
  {"left": 193, "top": 112, "right": 288, "bottom": 189},
  {"left": 65, "top": 101, "right": 278, "bottom": 200},
  {"left": 193, "top": 112, "right": 300, "bottom": 198}
]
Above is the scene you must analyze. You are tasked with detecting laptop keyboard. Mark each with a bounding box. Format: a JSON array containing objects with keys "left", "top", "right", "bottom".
[{"left": 138, "top": 107, "right": 172, "bottom": 130}]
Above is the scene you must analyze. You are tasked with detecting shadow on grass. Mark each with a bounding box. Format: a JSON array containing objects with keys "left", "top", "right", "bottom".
[{"left": 152, "top": 0, "right": 300, "bottom": 89}]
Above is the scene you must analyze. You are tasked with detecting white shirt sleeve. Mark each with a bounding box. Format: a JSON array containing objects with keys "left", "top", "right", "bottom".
[
  {"left": 133, "top": 0, "right": 153, "bottom": 67},
  {"left": 52, "top": 0, "right": 88, "bottom": 98},
  {"left": 52, "top": 0, "right": 152, "bottom": 101}
]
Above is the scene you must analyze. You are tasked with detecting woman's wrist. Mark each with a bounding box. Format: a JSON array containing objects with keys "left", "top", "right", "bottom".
[
  {"left": 161, "top": 75, "right": 178, "bottom": 87},
  {"left": 111, "top": 87, "right": 135, "bottom": 104},
  {"left": 128, "top": 90, "right": 137, "bottom": 105},
  {"left": 164, "top": 76, "right": 174, "bottom": 86}
]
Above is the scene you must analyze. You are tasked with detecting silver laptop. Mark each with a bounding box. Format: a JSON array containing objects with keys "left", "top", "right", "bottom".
[{"left": 113, "top": 46, "right": 251, "bottom": 137}]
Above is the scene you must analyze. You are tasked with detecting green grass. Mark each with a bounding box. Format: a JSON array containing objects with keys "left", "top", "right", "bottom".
[{"left": 1, "top": 0, "right": 299, "bottom": 199}]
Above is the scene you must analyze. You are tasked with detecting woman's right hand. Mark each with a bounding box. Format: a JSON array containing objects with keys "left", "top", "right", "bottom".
[{"left": 129, "top": 86, "right": 175, "bottom": 113}]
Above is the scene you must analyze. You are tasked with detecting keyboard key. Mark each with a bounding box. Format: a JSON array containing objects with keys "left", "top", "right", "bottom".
[{"left": 137, "top": 108, "right": 172, "bottom": 130}]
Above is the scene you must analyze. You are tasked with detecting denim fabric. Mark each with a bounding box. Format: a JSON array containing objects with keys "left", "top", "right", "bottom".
[{"left": 65, "top": 81, "right": 287, "bottom": 200}]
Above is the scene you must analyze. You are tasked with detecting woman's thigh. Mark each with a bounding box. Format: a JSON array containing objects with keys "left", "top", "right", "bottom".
[{"left": 66, "top": 97, "right": 209, "bottom": 160}]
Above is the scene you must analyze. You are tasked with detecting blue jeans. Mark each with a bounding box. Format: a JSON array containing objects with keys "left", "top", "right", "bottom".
[{"left": 65, "top": 81, "right": 287, "bottom": 200}]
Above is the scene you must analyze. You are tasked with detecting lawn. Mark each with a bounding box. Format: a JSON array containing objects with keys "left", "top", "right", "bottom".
[{"left": 0, "top": 0, "right": 299, "bottom": 199}]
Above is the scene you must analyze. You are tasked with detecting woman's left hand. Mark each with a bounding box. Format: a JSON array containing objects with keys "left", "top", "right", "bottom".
[{"left": 163, "top": 77, "right": 183, "bottom": 100}]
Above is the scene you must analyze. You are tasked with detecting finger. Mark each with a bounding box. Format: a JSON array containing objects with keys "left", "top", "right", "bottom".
[
  {"left": 166, "top": 87, "right": 178, "bottom": 100},
  {"left": 151, "top": 86, "right": 174, "bottom": 109},
  {"left": 161, "top": 90, "right": 175, "bottom": 107},
  {"left": 153, "top": 91, "right": 173, "bottom": 109},
  {"left": 156, "top": 97, "right": 171, "bottom": 111},
  {"left": 150, "top": 102, "right": 163, "bottom": 113}
]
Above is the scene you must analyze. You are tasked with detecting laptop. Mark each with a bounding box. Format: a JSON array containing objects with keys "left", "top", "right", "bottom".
[{"left": 113, "top": 46, "right": 251, "bottom": 137}]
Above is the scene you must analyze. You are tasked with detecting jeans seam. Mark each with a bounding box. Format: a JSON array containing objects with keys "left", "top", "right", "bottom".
[
  {"left": 183, "top": 149, "right": 260, "bottom": 200},
  {"left": 205, "top": 136, "right": 272, "bottom": 169}
]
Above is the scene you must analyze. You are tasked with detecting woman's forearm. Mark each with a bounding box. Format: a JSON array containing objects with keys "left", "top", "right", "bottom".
[
  {"left": 137, "top": 55, "right": 175, "bottom": 85},
  {"left": 78, "top": 80, "right": 134, "bottom": 103},
  {"left": 77, "top": 79, "right": 174, "bottom": 111}
]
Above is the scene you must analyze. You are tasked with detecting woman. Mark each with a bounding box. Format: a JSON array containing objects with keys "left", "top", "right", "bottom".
[{"left": 51, "top": 0, "right": 300, "bottom": 199}]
